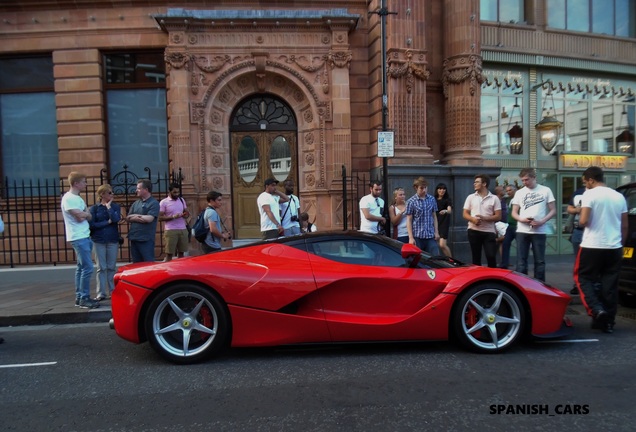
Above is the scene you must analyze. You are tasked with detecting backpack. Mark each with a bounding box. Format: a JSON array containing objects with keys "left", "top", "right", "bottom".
[{"left": 191, "top": 206, "right": 212, "bottom": 243}]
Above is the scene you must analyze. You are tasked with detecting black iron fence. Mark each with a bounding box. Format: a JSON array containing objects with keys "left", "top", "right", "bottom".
[
  {"left": 341, "top": 165, "right": 370, "bottom": 231},
  {"left": 0, "top": 166, "right": 182, "bottom": 267}
]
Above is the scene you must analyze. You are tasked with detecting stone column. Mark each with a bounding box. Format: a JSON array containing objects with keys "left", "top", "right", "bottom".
[
  {"left": 386, "top": 1, "right": 434, "bottom": 165},
  {"left": 441, "top": 0, "right": 484, "bottom": 166}
]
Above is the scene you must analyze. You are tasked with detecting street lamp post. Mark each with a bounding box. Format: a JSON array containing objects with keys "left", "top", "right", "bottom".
[{"left": 370, "top": 0, "right": 397, "bottom": 236}]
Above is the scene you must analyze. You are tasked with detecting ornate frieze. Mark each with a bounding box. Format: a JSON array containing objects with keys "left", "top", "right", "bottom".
[
  {"left": 442, "top": 54, "right": 484, "bottom": 98},
  {"left": 387, "top": 49, "right": 430, "bottom": 93}
]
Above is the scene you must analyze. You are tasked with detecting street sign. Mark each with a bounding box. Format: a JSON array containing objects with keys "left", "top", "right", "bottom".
[{"left": 378, "top": 131, "right": 394, "bottom": 157}]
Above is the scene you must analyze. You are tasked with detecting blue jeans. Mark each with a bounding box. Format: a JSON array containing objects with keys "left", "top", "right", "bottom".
[
  {"left": 71, "top": 237, "right": 94, "bottom": 301},
  {"left": 130, "top": 240, "right": 155, "bottom": 263},
  {"left": 515, "top": 233, "right": 547, "bottom": 281},
  {"left": 415, "top": 238, "right": 440, "bottom": 256},
  {"left": 94, "top": 242, "right": 118, "bottom": 297},
  {"left": 500, "top": 224, "right": 516, "bottom": 268}
]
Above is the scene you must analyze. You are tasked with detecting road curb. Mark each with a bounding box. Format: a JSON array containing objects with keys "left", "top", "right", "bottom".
[{"left": 0, "top": 309, "right": 112, "bottom": 327}]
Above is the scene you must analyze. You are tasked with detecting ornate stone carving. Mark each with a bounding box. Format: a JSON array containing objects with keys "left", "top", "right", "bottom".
[
  {"left": 190, "top": 55, "right": 232, "bottom": 95},
  {"left": 303, "top": 109, "right": 314, "bottom": 124},
  {"left": 387, "top": 50, "right": 430, "bottom": 93},
  {"left": 212, "top": 176, "right": 224, "bottom": 189},
  {"left": 306, "top": 173, "right": 316, "bottom": 187},
  {"left": 190, "top": 106, "right": 205, "bottom": 123},
  {"left": 165, "top": 51, "right": 190, "bottom": 70},
  {"left": 210, "top": 111, "right": 222, "bottom": 125},
  {"left": 442, "top": 54, "right": 484, "bottom": 98},
  {"left": 211, "top": 134, "right": 222, "bottom": 146},
  {"left": 328, "top": 50, "right": 352, "bottom": 69},
  {"left": 305, "top": 132, "right": 315, "bottom": 146},
  {"left": 212, "top": 155, "right": 223, "bottom": 168},
  {"left": 279, "top": 54, "right": 330, "bottom": 94},
  {"left": 170, "top": 32, "right": 184, "bottom": 45},
  {"left": 305, "top": 153, "right": 315, "bottom": 166}
]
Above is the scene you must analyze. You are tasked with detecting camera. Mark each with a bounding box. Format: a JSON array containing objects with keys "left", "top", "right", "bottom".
[{"left": 291, "top": 215, "right": 299, "bottom": 222}]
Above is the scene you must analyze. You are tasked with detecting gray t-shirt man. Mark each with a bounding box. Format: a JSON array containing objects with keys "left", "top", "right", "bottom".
[{"left": 204, "top": 207, "right": 222, "bottom": 250}]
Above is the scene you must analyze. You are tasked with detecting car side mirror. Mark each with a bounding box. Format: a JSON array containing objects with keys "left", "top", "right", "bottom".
[{"left": 401, "top": 243, "right": 422, "bottom": 267}]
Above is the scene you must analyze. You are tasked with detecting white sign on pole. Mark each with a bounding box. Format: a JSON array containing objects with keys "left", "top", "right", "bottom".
[{"left": 377, "top": 131, "right": 394, "bottom": 158}]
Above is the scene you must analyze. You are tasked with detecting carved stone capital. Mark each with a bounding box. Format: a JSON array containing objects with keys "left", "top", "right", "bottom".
[
  {"left": 165, "top": 51, "right": 190, "bottom": 70},
  {"left": 328, "top": 50, "right": 352, "bottom": 69},
  {"left": 442, "top": 54, "right": 484, "bottom": 98},
  {"left": 387, "top": 49, "right": 430, "bottom": 93}
]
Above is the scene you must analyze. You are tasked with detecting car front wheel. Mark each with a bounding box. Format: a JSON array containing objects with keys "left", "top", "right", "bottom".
[
  {"left": 144, "top": 284, "right": 230, "bottom": 364},
  {"left": 453, "top": 283, "right": 525, "bottom": 353}
]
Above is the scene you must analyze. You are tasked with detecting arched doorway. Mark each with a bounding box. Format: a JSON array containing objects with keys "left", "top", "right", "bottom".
[{"left": 230, "top": 94, "right": 298, "bottom": 238}]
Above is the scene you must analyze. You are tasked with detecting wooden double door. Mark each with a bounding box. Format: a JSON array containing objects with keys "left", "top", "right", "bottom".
[{"left": 231, "top": 131, "right": 297, "bottom": 238}]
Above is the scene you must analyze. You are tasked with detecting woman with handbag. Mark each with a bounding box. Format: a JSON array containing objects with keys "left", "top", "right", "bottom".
[
  {"left": 89, "top": 184, "right": 121, "bottom": 301},
  {"left": 389, "top": 187, "right": 409, "bottom": 243}
]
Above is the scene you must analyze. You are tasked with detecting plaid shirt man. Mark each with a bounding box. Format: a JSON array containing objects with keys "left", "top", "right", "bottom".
[{"left": 405, "top": 193, "right": 438, "bottom": 239}]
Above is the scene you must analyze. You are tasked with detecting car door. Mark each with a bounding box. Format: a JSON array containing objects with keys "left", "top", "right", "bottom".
[{"left": 306, "top": 237, "right": 451, "bottom": 341}]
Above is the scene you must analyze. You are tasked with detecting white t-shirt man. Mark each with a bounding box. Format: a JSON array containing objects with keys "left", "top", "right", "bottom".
[
  {"left": 580, "top": 186, "right": 628, "bottom": 249},
  {"left": 511, "top": 184, "right": 555, "bottom": 234},
  {"left": 257, "top": 191, "right": 281, "bottom": 232},
  {"left": 359, "top": 194, "right": 384, "bottom": 234},
  {"left": 61, "top": 192, "right": 90, "bottom": 241},
  {"left": 280, "top": 194, "right": 300, "bottom": 234}
]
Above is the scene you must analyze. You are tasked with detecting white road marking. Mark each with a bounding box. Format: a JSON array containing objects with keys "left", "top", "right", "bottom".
[
  {"left": 0, "top": 361, "right": 57, "bottom": 369},
  {"left": 537, "top": 339, "right": 599, "bottom": 344}
]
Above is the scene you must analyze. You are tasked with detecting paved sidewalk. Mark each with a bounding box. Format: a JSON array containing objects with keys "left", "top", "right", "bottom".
[{"left": 0, "top": 253, "right": 585, "bottom": 328}]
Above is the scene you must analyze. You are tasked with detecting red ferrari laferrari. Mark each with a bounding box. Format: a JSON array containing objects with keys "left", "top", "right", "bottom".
[{"left": 110, "top": 231, "right": 572, "bottom": 364}]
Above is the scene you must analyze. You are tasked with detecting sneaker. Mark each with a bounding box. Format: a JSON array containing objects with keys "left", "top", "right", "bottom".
[
  {"left": 569, "top": 287, "right": 579, "bottom": 295},
  {"left": 94, "top": 295, "right": 107, "bottom": 302},
  {"left": 75, "top": 298, "right": 80, "bottom": 307},
  {"left": 78, "top": 298, "right": 100, "bottom": 309},
  {"left": 602, "top": 323, "right": 614, "bottom": 334}
]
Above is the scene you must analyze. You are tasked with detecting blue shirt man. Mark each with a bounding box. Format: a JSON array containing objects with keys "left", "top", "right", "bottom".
[{"left": 405, "top": 176, "right": 440, "bottom": 255}]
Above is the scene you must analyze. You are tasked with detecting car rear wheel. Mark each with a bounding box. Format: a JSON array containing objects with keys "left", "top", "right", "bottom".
[
  {"left": 453, "top": 283, "right": 524, "bottom": 353},
  {"left": 144, "top": 284, "right": 230, "bottom": 364}
]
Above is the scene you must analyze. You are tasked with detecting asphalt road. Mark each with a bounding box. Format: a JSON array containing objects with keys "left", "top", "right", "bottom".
[{"left": 2, "top": 311, "right": 636, "bottom": 432}]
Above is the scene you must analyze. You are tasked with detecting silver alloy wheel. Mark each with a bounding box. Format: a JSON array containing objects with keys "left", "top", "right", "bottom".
[
  {"left": 151, "top": 291, "right": 219, "bottom": 358},
  {"left": 459, "top": 288, "right": 522, "bottom": 351}
]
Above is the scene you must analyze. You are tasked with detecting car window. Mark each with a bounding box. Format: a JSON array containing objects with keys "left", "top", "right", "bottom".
[{"left": 309, "top": 239, "right": 406, "bottom": 267}]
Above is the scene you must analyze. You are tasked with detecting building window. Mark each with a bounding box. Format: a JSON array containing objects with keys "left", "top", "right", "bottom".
[
  {"left": 480, "top": 0, "right": 524, "bottom": 23},
  {"left": 539, "top": 73, "right": 636, "bottom": 156},
  {"left": 0, "top": 56, "right": 58, "bottom": 193},
  {"left": 547, "top": 0, "right": 636, "bottom": 37},
  {"left": 480, "top": 70, "right": 527, "bottom": 156},
  {"left": 104, "top": 52, "right": 168, "bottom": 180}
]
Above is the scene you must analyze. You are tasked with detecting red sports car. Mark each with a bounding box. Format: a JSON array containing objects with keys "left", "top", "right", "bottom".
[{"left": 110, "top": 231, "right": 572, "bottom": 364}]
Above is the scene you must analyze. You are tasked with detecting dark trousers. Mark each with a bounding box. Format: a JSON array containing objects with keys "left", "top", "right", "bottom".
[
  {"left": 500, "top": 224, "right": 517, "bottom": 268},
  {"left": 467, "top": 229, "right": 497, "bottom": 268},
  {"left": 575, "top": 247, "right": 623, "bottom": 322}
]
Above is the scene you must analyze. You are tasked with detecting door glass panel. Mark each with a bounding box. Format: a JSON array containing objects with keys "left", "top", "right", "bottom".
[
  {"left": 238, "top": 136, "right": 259, "bottom": 183},
  {"left": 269, "top": 135, "right": 291, "bottom": 181}
]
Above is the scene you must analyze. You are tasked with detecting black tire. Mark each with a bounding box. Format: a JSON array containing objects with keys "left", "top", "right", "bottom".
[
  {"left": 144, "top": 284, "right": 230, "bottom": 364},
  {"left": 452, "top": 283, "right": 525, "bottom": 353}
]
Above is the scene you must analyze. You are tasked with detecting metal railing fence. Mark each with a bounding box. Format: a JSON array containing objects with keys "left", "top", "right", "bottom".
[{"left": 0, "top": 166, "right": 182, "bottom": 267}]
